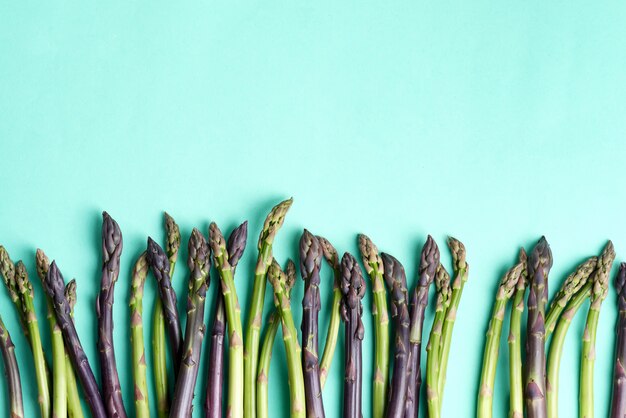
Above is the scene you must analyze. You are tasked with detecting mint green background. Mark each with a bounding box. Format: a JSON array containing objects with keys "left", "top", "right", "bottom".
[{"left": 1, "top": 2, "right": 626, "bottom": 417}]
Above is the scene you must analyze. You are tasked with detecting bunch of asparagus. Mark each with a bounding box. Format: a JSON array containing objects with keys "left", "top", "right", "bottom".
[{"left": 2, "top": 200, "right": 626, "bottom": 418}]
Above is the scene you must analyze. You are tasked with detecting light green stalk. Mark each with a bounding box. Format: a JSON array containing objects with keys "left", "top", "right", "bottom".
[
  {"left": 64, "top": 280, "right": 84, "bottom": 418},
  {"left": 580, "top": 241, "right": 614, "bottom": 418},
  {"left": 36, "top": 250, "right": 66, "bottom": 418},
  {"left": 426, "top": 264, "right": 451, "bottom": 418},
  {"left": 357, "top": 234, "right": 389, "bottom": 418},
  {"left": 130, "top": 253, "right": 150, "bottom": 418},
  {"left": 317, "top": 236, "right": 342, "bottom": 389},
  {"left": 438, "top": 237, "right": 468, "bottom": 406},
  {"left": 15, "top": 261, "right": 50, "bottom": 418},
  {"left": 508, "top": 249, "right": 527, "bottom": 418},
  {"left": 268, "top": 259, "right": 306, "bottom": 418},
  {"left": 477, "top": 262, "right": 523, "bottom": 418},
  {"left": 244, "top": 198, "right": 293, "bottom": 418},
  {"left": 210, "top": 222, "right": 245, "bottom": 418}
]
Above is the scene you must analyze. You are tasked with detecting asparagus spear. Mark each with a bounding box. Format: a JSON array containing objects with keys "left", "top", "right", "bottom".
[
  {"left": 437, "top": 237, "right": 469, "bottom": 406},
  {"left": 257, "top": 260, "right": 296, "bottom": 418},
  {"left": 0, "top": 315, "right": 24, "bottom": 418},
  {"left": 147, "top": 237, "right": 183, "bottom": 377},
  {"left": 268, "top": 258, "right": 306, "bottom": 418},
  {"left": 35, "top": 249, "right": 67, "bottom": 418},
  {"left": 358, "top": 234, "right": 389, "bottom": 418},
  {"left": 610, "top": 262, "right": 626, "bottom": 418},
  {"left": 97, "top": 212, "right": 127, "bottom": 417},
  {"left": 545, "top": 256, "right": 598, "bottom": 336},
  {"left": 205, "top": 221, "right": 248, "bottom": 418},
  {"left": 209, "top": 222, "right": 245, "bottom": 418},
  {"left": 406, "top": 236, "right": 440, "bottom": 418},
  {"left": 170, "top": 229, "right": 211, "bottom": 417},
  {"left": 15, "top": 261, "right": 51, "bottom": 418},
  {"left": 580, "top": 241, "right": 614, "bottom": 418},
  {"left": 43, "top": 261, "right": 107, "bottom": 418},
  {"left": 129, "top": 252, "right": 150, "bottom": 418},
  {"left": 244, "top": 198, "right": 293, "bottom": 418},
  {"left": 340, "top": 252, "right": 366, "bottom": 418},
  {"left": 64, "top": 279, "right": 85, "bottom": 418},
  {"left": 477, "top": 261, "right": 523, "bottom": 418},
  {"left": 300, "top": 230, "right": 326, "bottom": 418},
  {"left": 317, "top": 236, "right": 342, "bottom": 389},
  {"left": 426, "top": 264, "right": 451, "bottom": 418},
  {"left": 508, "top": 249, "right": 528, "bottom": 418},
  {"left": 153, "top": 212, "right": 180, "bottom": 418},
  {"left": 525, "top": 237, "right": 552, "bottom": 418},
  {"left": 0, "top": 246, "right": 23, "bottom": 328},
  {"left": 381, "top": 253, "right": 410, "bottom": 418}
]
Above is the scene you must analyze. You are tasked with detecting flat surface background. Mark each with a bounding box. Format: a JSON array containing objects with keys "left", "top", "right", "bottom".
[{"left": 1, "top": 2, "right": 626, "bottom": 417}]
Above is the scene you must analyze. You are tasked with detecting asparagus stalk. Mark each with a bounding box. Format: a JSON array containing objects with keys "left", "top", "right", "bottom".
[
  {"left": 426, "top": 264, "right": 451, "bottom": 418},
  {"left": 0, "top": 246, "right": 24, "bottom": 330},
  {"left": 406, "top": 236, "right": 440, "bottom": 418},
  {"left": 15, "top": 261, "right": 51, "bottom": 418},
  {"left": 580, "top": 241, "right": 614, "bottom": 418},
  {"left": 317, "top": 236, "right": 342, "bottom": 389},
  {"left": 358, "top": 234, "right": 389, "bottom": 418},
  {"left": 43, "top": 261, "right": 107, "bottom": 418},
  {"left": 477, "top": 261, "right": 523, "bottom": 418},
  {"left": 545, "top": 257, "right": 598, "bottom": 336},
  {"left": 508, "top": 249, "right": 528, "bottom": 418},
  {"left": 129, "top": 252, "right": 150, "bottom": 418},
  {"left": 257, "top": 260, "right": 296, "bottom": 418},
  {"left": 64, "top": 279, "right": 85, "bottom": 418},
  {"left": 147, "top": 237, "right": 183, "bottom": 377},
  {"left": 525, "top": 237, "right": 552, "bottom": 418},
  {"left": 205, "top": 221, "right": 248, "bottom": 418},
  {"left": 437, "top": 237, "right": 469, "bottom": 407},
  {"left": 610, "top": 262, "right": 626, "bottom": 418},
  {"left": 0, "top": 315, "right": 24, "bottom": 418},
  {"left": 380, "top": 253, "right": 410, "bottom": 418},
  {"left": 35, "top": 249, "right": 67, "bottom": 418},
  {"left": 300, "top": 230, "right": 326, "bottom": 418},
  {"left": 244, "top": 198, "right": 293, "bottom": 418},
  {"left": 153, "top": 212, "right": 180, "bottom": 418},
  {"left": 97, "top": 212, "right": 127, "bottom": 417},
  {"left": 269, "top": 258, "right": 306, "bottom": 418},
  {"left": 170, "top": 229, "right": 211, "bottom": 417},
  {"left": 209, "top": 222, "right": 245, "bottom": 418}
]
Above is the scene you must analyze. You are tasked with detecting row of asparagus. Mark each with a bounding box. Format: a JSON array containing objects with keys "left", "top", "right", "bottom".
[{"left": 0, "top": 199, "right": 624, "bottom": 418}]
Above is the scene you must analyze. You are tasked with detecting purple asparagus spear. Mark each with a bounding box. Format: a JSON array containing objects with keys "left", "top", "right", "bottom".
[{"left": 611, "top": 263, "right": 626, "bottom": 417}]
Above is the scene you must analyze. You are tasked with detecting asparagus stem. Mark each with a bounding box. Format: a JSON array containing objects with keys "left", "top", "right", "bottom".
[
  {"left": 317, "top": 236, "right": 342, "bottom": 389},
  {"left": 64, "top": 280, "right": 85, "bottom": 418},
  {"left": 426, "top": 264, "right": 451, "bottom": 418},
  {"left": 580, "top": 241, "right": 614, "bottom": 418},
  {"left": 244, "top": 198, "right": 293, "bottom": 418},
  {"left": 437, "top": 237, "right": 468, "bottom": 408},
  {"left": 257, "top": 260, "right": 296, "bottom": 418},
  {"left": 170, "top": 229, "right": 211, "bottom": 417},
  {"left": 381, "top": 253, "right": 410, "bottom": 418},
  {"left": 147, "top": 237, "right": 183, "bottom": 377},
  {"left": 129, "top": 252, "right": 150, "bottom": 418},
  {"left": 610, "top": 263, "right": 626, "bottom": 417},
  {"left": 97, "top": 212, "right": 127, "bottom": 417},
  {"left": 545, "top": 257, "right": 598, "bottom": 336},
  {"left": 406, "top": 236, "right": 440, "bottom": 418},
  {"left": 477, "top": 262, "right": 523, "bottom": 418},
  {"left": 36, "top": 249, "right": 67, "bottom": 418},
  {"left": 525, "top": 237, "right": 553, "bottom": 418},
  {"left": 0, "top": 315, "right": 24, "bottom": 418},
  {"left": 43, "top": 261, "right": 107, "bottom": 418},
  {"left": 269, "top": 258, "right": 306, "bottom": 418},
  {"left": 209, "top": 222, "right": 245, "bottom": 418},
  {"left": 508, "top": 249, "right": 528, "bottom": 418},
  {"left": 15, "top": 261, "right": 51, "bottom": 418},
  {"left": 358, "top": 234, "right": 389, "bottom": 418}
]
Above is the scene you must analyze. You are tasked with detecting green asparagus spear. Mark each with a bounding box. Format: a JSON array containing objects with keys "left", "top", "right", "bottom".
[
  {"left": 64, "top": 279, "right": 85, "bottom": 418},
  {"left": 508, "top": 249, "right": 527, "bottom": 418},
  {"left": 129, "top": 252, "right": 150, "bottom": 418}
]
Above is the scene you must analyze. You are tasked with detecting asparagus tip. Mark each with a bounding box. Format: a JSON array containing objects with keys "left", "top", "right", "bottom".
[
  {"left": 226, "top": 221, "right": 249, "bottom": 268},
  {"left": 447, "top": 236, "right": 467, "bottom": 271},
  {"left": 317, "top": 236, "right": 339, "bottom": 271}
]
